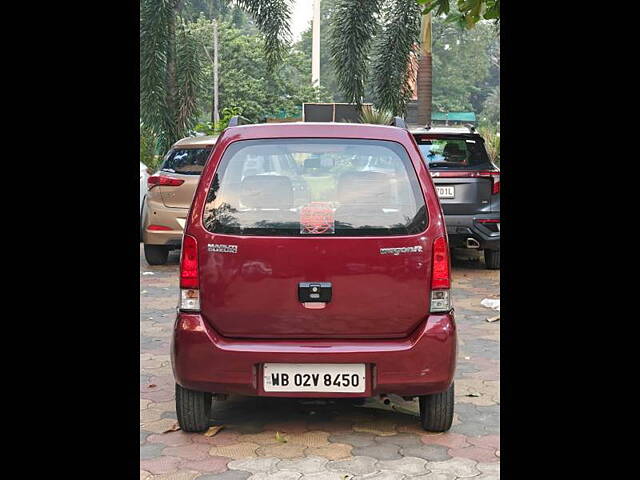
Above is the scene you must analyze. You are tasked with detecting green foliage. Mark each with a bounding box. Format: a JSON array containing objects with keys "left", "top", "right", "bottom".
[
  {"left": 478, "top": 125, "right": 499, "bottom": 166},
  {"left": 189, "top": 17, "right": 332, "bottom": 123},
  {"left": 234, "top": 0, "right": 292, "bottom": 71},
  {"left": 480, "top": 85, "right": 499, "bottom": 125},
  {"left": 328, "top": 0, "right": 382, "bottom": 106},
  {"left": 417, "top": 0, "right": 500, "bottom": 28},
  {"left": 194, "top": 106, "right": 243, "bottom": 135},
  {"left": 359, "top": 107, "right": 394, "bottom": 125},
  {"left": 140, "top": 0, "right": 206, "bottom": 154},
  {"left": 372, "top": 0, "right": 421, "bottom": 115},
  {"left": 431, "top": 15, "right": 498, "bottom": 114},
  {"left": 140, "top": 123, "right": 159, "bottom": 169}
]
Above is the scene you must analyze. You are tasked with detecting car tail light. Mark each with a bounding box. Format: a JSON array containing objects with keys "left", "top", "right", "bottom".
[
  {"left": 430, "top": 236, "right": 451, "bottom": 312},
  {"left": 147, "top": 225, "right": 172, "bottom": 231},
  {"left": 148, "top": 175, "right": 184, "bottom": 189},
  {"left": 478, "top": 170, "right": 500, "bottom": 195},
  {"left": 180, "top": 234, "right": 200, "bottom": 310}
]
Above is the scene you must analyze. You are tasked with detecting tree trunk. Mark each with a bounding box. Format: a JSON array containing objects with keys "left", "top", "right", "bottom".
[{"left": 416, "top": 53, "right": 432, "bottom": 126}]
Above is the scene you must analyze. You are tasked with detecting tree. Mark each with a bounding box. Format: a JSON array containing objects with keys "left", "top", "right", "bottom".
[
  {"left": 418, "top": 0, "right": 500, "bottom": 28},
  {"left": 141, "top": 0, "right": 207, "bottom": 153}
]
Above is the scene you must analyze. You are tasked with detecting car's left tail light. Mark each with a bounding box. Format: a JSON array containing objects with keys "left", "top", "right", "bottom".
[
  {"left": 430, "top": 236, "right": 452, "bottom": 313},
  {"left": 180, "top": 234, "right": 200, "bottom": 311}
]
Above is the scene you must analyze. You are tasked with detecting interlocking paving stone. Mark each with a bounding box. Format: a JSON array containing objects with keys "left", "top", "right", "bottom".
[
  {"left": 305, "top": 443, "right": 353, "bottom": 460},
  {"left": 353, "top": 419, "right": 398, "bottom": 436},
  {"left": 400, "top": 444, "right": 451, "bottom": 462},
  {"left": 180, "top": 457, "right": 229, "bottom": 474},
  {"left": 141, "top": 470, "right": 152, "bottom": 480},
  {"left": 148, "top": 431, "right": 195, "bottom": 447},
  {"left": 227, "top": 457, "right": 281, "bottom": 474},
  {"left": 300, "top": 473, "right": 352, "bottom": 480},
  {"left": 376, "top": 457, "right": 430, "bottom": 476},
  {"left": 352, "top": 443, "right": 401, "bottom": 460},
  {"left": 447, "top": 446, "right": 497, "bottom": 463},
  {"left": 140, "top": 456, "right": 182, "bottom": 475},
  {"left": 411, "top": 473, "right": 457, "bottom": 480},
  {"left": 163, "top": 444, "right": 212, "bottom": 461},
  {"left": 284, "top": 431, "right": 331, "bottom": 447},
  {"left": 354, "top": 470, "right": 406, "bottom": 480},
  {"left": 149, "top": 471, "right": 200, "bottom": 480},
  {"left": 326, "top": 456, "right": 379, "bottom": 476},
  {"left": 328, "top": 432, "right": 376, "bottom": 447},
  {"left": 141, "top": 443, "right": 168, "bottom": 460},
  {"left": 276, "top": 456, "right": 328, "bottom": 474},
  {"left": 419, "top": 433, "right": 470, "bottom": 449},
  {"left": 256, "top": 443, "right": 306, "bottom": 459},
  {"left": 195, "top": 471, "right": 251, "bottom": 480},
  {"left": 209, "top": 443, "right": 260, "bottom": 459},
  {"left": 425, "top": 458, "right": 480, "bottom": 478},
  {"left": 476, "top": 462, "right": 500, "bottom": 475},
  {"left": 374, "top": 433, "right": 423, "bottom": 448},
  {"left": 246, "top": 473, "right": 301, "bottom": 480}
]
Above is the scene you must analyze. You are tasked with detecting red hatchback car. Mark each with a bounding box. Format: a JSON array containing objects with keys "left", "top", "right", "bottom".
[{"left": 171, "top": 120, "right": 457, "bottom": 432}]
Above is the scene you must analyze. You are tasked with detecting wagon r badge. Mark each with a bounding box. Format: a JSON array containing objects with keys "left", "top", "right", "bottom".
[
  {"left": 380, "top": 246, "right": 423, "bottom": 255},
  {"left": 208, "top": 244, "right": 238, "bottom": 254}
]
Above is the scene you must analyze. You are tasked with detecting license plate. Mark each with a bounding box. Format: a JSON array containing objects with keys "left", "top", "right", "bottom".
[
  {"left": 263, "top": 363, "right": 366, "bottom": 393},
  {"left": 436, "top": 186, "right": 455, "bottom": 198}
]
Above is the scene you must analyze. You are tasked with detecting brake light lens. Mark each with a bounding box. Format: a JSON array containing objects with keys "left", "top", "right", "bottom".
[
  {"left": 180, "top": 234, "right": 199, "bottom": 289},
  {"left": 147, "top": 225, "right": 172, "bottom": 231},
  {"left": 431, "top": 236, "right": 450, "bottom": 289},
  {"left": 148, "top": 175, "right": 184, "bottom": 189},
  {"left": 431, "top": 236, "right": 451, "bottom": 313},
  {"left": 477, "top": 170, "right": 500, "bottom": 195}
]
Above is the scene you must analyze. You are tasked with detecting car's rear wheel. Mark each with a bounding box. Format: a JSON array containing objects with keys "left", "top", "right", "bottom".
[
  {"left": 144, "top": 244, "right": 169, "bottom": 265},
  {"left": 484, "top": 249, "right": 500, "bottom": 269},
  {"left": 175, "top": 384, "right": 212, "bottom": 432},
  {"left": 419, "top": 383, "right": 454, "bottom": 432}
]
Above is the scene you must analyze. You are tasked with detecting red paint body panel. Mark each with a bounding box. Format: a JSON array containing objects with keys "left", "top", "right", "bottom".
[
  {"left": 172, "top": 312, "right": 456, "bottom": 397},
  {"left": 172, "top": 123, "right": 456, "bottom": 396}
]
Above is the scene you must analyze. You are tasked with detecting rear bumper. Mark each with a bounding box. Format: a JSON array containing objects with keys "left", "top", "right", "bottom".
[
  {"left": 172, "top": 312, "right": 457, "bottom": 397},
  {"left": 142, "top": 197, "right": 187, "bottom": 247},
  {"left": 445, "top": 214, "right": 500, "bottom": 250}
]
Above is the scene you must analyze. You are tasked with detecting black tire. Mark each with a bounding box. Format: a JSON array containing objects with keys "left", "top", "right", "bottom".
[
  {"left": 484, "top": 249, "right": 500, "bottom": 270},
  {"left": 144, "top": 244, "right": 169, "bottom": 265},
  {"left": 419, "top": 383, "right": 454, "bottom": 432},
  {"left": 175, "top": 383, "right": 212, "bottom": 432}
]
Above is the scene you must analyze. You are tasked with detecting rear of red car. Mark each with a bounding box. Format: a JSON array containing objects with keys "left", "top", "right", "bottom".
[{"left": 172, "top": 122, "right": 456, "bottom": 432}]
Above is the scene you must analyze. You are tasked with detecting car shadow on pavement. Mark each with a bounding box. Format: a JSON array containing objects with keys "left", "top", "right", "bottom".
[{"left": 209, "top": 395, "right": 420, "bottom": 432}]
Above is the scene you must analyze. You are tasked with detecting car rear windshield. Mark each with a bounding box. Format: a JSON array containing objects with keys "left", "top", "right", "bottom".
[
  {"left": 202, "top": 138, "right": 427, "bottom": 236},
  {"left": 414, "top": 135, "right": 492, "bottom": 170},
  {"left": 160, "top": 147, "right": 212, "bottom": 175}
]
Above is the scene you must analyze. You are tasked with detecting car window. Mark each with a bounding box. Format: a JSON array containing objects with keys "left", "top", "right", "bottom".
[
  {"left": 414, "top": 136, "right": 492, "bottom": 169},
  {"left": 161, "top": 147, "right": 212, "bottom": 175},
  {"left": 202, "top": 138, "right": 427, "bottom": 236}
]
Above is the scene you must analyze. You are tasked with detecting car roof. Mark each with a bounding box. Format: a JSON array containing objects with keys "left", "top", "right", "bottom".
[
  {"left": 223, "top": 122, "right": 412, "bottom": 142},
  {"left": 172, "top": 135, "right": 219, "bottom": 148}
]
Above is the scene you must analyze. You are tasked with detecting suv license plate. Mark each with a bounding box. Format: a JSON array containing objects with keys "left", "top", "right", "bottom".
[
  {"left": 263, "top": 363, "right": 366, "bottom": 393},
  {"left": 436, "top": 186, "right": 455, "bottom": 198}
]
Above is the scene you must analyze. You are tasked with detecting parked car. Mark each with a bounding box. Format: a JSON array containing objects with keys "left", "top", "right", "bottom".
[
  {"left": 411, "top": 126, "right": 500, "bottom": 269},
  {"left": 141, "top": 135, "right": 218, "bottom": 265},
  {"left": 172, "top": 120, "right": 457, "bottom": 433},
  {"left": 140, "top": 161, "right": 151, "bottom": 238}
]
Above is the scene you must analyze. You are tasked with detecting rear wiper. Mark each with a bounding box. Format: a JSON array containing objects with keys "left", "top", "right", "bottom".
[{"left": 428, "top": 161, "right": 464, "bottom": 168}]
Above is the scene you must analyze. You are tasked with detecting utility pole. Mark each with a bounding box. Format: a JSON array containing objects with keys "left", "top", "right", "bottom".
[
  {"left": 416, "top": 12, "right": 432, "bottom": 126},
  {"left": 311, "top": 0, "right": 321, "bottom": 86},
  {"left": 212, "top": 18, "right": 220, "bottom": 123}
]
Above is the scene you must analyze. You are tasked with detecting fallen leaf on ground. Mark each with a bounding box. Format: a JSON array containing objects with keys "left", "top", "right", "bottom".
[
  {"left": 466, "top": 393, "right": 481, "bottom": 397},
  {"left": 148, "top": 384, "right": 157, "bottom": 388},
  {"left": 275, "top": 431, "right": 287, "bottom": 443},
  {"left": 204, "top": 425, "right": 224, "bottom": 437},
  {"left": 486, "top": 315, "right": 500, "bottom": 322},
  {"left": 162, "top": 423, "right": 181, "bottom": 433}
]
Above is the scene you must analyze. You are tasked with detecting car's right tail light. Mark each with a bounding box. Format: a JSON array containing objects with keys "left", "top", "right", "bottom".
[
  {"left": 430, "top": 236, "right": 452, "bottom": 313},
  {"left": 179, "top": 234, "right": 200, "bottom": 311},
  {"left": 148, "top": 175, "right": 185, "bottom": 189},
  {"left": 478, "top": 170, "right": 500, "bottom": 195}
]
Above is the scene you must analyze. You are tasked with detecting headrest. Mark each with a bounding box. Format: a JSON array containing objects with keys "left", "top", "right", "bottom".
[
  {"left": 240, "top": 175, "right": 293, "bottom": 209},
  {"left": 443, "top": 143, "right": 466, "bottom": 160},
  {"left": 337, "top": 171, "right": 393, "bottom": 205}
]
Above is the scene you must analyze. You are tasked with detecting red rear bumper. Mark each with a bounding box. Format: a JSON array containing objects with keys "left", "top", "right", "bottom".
[{"left": 171, "top": 312, "right": 457, "bottom": 397}]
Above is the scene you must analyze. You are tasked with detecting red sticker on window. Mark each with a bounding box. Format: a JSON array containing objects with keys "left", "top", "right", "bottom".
[{"left": 300, "top": 202, "right": 335, "bottom": 234}]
